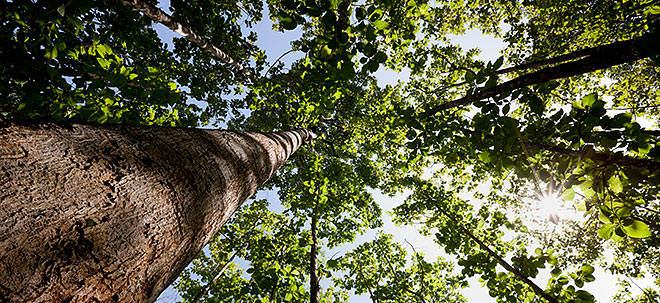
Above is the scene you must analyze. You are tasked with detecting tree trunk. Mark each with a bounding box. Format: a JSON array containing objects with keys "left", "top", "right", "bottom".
[
  {"left": 0, "top": 120, "right": 314, "bottom": 302},
  {"left": 122, "top": 0, "right": 255, "bottom": 80},
  {"left": 309, "top": 213, "right": 320, "bottom": 303},
  {"left": 190, "top": 247, "right": 241, "bottom": 303}
]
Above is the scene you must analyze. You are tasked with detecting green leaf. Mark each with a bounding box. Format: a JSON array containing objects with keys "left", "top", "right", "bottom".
[
  {"left": 576, "top": 290, "right": 595, "bottom": 302},
  {"left": 550, "top": 268, "right": 562, "bottom": 277},
  {"left": 610, "top": 113, "right": 632, "bottom": 128},
  {"left": 363, "top": 43, "right": 376, "bottom": 57},
  {"left": 478, "top": 151, "right": 491, "bottom": 163},
  {"left": 281, "top": 13, "right": 298, "bottom": 30},
  {"left": 560, "top": 188, "right": 575, "bottom": 201},
  {"left": 45, "top": 47, "right": 58, "bottom": 60},
  {"left": 622, "top": 220, "right": 651, "bottom": 238},
  {"left": 528, "top": 95, "right": 544, "bottom": 115},
  {"left": 97, "top": 44, "right": 108, "bottom": 57},
  {"left": 580, "top": 264, "right": 595, "bottom": 275},
  {"left": 493, "top": 56, "right": 504, "bottom": 70},
  {"left": 338, "top": 61, "right": 355, "bottom": 79},
  {"left": 356, "top": 7, "right": 366, "bottom": 19},
  {"left": 607, "top": 175, "right": 623, "bottom": 194},
  {"left": 598, "top": 210, "right": 611, "bottom": 223},
  {"left": 373, "top": 51, "right": 387, "bottom": 63},
  {"left": 646, "top": 5, "right": 660, "bottom": 14},
  {"left": 285, "top": 293, "right": 293, "bottom": 301},
  {"left": 537, "top": 80, "right": 560, "bottom": 94},
  {"left": 581, "top": 93, "right": 597, "bottom": 108},
  {"left": 597, "top": 224, "right": 615, "bottom": 240},
  {"left": 97, "top": 57, "right": 111, "bottom": 69},
  {"left": 321, "top": 11, "right": 336, "bottom": 28},
  {"left": 464, "top": 70, "right": 475, "bottom": 83},
  {"left": 327, "top": 259, "right": 338, "bottom": 268},
  {"left": 372, "top": 20, "right": 388, "bottom": 30}
]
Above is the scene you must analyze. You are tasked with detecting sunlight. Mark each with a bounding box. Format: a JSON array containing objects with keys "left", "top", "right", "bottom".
[
  {"left": 528, "top": 187, "right": 587, "bottom": 225},
  {"left": 536, "top": 192, "right": 562, "bottom": 224}
]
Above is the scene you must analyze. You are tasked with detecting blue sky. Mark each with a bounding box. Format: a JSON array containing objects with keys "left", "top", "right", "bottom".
[{"left": 149, "top": 1, "right": 656, "bottom": 302}]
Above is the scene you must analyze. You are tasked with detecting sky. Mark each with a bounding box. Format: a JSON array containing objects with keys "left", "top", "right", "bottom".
[{"left": 149, "top": 1, "right": 656, "bottom": 302}]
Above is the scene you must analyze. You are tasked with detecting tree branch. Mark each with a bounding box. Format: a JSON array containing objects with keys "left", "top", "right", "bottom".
[
  {"left": 264, "top": 49, "right": 298, "bottom": 76},
  {"left": 310, "top": 209, "right": 321, "bottom": 303},
  {"left": 430, "top": 199, "right": 559, "bottom": 303},
  {"left": 522, "top": 141, "right": 660, "bottom": 171},
  {"left": 424, "top": 35, "right": 652, "bottom": 116}
]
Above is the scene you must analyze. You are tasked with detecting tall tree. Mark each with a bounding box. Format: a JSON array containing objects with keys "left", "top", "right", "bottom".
[{"left": 0, "top": 120, "right": 314, "bottom": 302}]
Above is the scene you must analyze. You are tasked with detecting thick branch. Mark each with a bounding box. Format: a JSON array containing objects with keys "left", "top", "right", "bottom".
[
  {"left": 375, "top": 242, "right": 427, "bottom": 303},
  {"left": 495, "top": 42, "right": 613, "bottom": 75},
  {"left": 123, "top": 0, "right": 255, "bottom": 81},
  {"left": 425, "top": 35, "right": 651, "bottom": 116},
  {"left": 335, "top": 0, "right": 352, "bottom": 34},
  {"left": 357, "top": 266, "right": 378, "bottom": 303},
  {"left": 522, "top": 141, "right": 660, "bottom": 171}
]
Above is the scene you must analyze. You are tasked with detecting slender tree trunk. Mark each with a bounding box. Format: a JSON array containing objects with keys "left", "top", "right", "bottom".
[
  {"left": 122, "top": 0, "right": 255, "bottom": 80},
  {"left": 425, "top": 34, "right": 654, "bottom": 115},
  {"left": 190, "top": 247, "right": 242, "bottom": 303},
  {"left": 309, "top": 213, "right": 320, "bottom": 303},
  {"left": 190, "top": 216, "right": 261, "bottom": 303},
  {"left": 358, "top": 266, "right": 378, "bottom": 303},
  {"left": 0, "top": 120, "right": 314, "bottom": 302}
]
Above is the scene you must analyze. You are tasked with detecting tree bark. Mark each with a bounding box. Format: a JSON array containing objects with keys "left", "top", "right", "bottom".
[
  {"left": 0, "top": 120, "right": 314, "bottom": 302},
  {"left": 425, "top": 34, "right": 653, "bottom": 116},
  {"left": 122, "top": 0, "right": 255, "bottom": 81}
]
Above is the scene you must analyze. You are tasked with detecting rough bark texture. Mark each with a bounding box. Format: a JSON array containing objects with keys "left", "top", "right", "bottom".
[
  {"left": 0, "top": 120, "right": 314, "bottom": 303},
  {"left": 122, "top": 0, "right": 255, "bottom": 80}
]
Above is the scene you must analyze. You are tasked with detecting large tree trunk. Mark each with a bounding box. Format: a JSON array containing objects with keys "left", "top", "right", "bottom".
[{"left": 0, "top": 120, "right": 314, "bottom": 302}]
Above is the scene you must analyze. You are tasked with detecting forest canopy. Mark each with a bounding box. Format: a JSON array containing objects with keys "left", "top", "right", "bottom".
[{"left": 2, "top": 0, "right": 660, "bottom": 302}]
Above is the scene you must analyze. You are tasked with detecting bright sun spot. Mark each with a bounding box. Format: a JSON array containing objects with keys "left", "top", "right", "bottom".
[
  {"left": 534, "top": 192, "right": 563, "bottom": 224},
  {"left": 538, "top": 194, "right": 562, "bottom": 214},
  {"left": 528, "top": 188, "right": 587, "bottom": 225}
]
